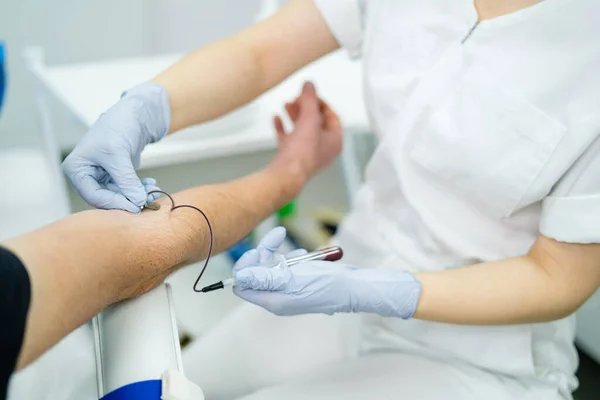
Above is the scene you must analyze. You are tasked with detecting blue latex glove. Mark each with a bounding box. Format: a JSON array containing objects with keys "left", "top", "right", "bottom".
[
  {"left": 62, "top": 82, "right": 169, "bottom": 212},
  {"left": 233, "top": 227, "right": 422, "bottom": 318}
]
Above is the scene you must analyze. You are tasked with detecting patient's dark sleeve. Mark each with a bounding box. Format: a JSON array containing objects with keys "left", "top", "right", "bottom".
[{"left": 0, "top": 247, "right": 31, "bottom": 400}]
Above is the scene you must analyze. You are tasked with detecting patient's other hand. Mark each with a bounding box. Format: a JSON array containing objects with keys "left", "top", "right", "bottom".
[{"left": 269, "top": 82, "right": 342, "bottom": 183}]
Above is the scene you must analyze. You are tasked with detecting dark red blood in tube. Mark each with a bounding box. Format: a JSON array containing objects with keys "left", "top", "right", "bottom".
[{"left": 323, "top": 247, "right": 343, "bottom": 262}]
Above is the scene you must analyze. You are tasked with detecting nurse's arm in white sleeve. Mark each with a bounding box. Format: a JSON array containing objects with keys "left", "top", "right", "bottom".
[
  {"left": 152, "top": 0, "right": 339, "bottom": 133},
  {"left": 415, "top": 137, "right": 600, "bottom": 325}
]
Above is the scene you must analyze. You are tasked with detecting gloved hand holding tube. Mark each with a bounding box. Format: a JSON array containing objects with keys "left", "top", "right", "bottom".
[
  {"left": 233, "top": 227, "right": 423, "bottom": 319},
  {"left": 62, "top": 82, "right": 168, "bottom": 213}
]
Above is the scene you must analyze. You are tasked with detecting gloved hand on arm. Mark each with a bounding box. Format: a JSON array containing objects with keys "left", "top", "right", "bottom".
[
  {"left": 62, "top": 82, "right": 168, "bottom": 213},
  {"left": 233, "top": 227, "right": 423, "bottom": 318}
]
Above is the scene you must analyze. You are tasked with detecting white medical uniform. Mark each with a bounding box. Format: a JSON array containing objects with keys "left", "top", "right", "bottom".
[{"left": 184, "top": 1, "right": 600, "bottom": 399}]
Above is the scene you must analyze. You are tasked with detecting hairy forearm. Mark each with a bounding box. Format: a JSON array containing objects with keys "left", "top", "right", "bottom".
[
  {"left": 152, "top": 0, "right": 337, "bottom": 132},
  {"left": 5, "top": 166, "right": 302, "bottom": 368},
  {"left": 4, "top": 211, "right": 162, "bottom": 368},
  {"left": 414, "top": 237, "right": 600, "bottom": 325},
  {"left": 163, "top": 166, "right": 304, "bottom": 265}
]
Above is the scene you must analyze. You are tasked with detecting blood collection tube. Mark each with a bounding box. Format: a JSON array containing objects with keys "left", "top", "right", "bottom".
[{"left": 200, "top": 246, "right": 344, "bottom": 293}]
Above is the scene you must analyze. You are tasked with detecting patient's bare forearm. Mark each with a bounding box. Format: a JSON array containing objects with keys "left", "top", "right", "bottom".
[
  {"left": 4, "top": 210, "right": 164, "bottom": 368},
  {"left": 157, "top": 166, "right": 304, "bottom": 266},
  {"left": 5, "top": 166, "right": 303, "bottom": 369}
]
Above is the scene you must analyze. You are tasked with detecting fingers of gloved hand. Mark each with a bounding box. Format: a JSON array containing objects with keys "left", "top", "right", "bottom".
[
  {"left": 285, "top": 248, "right": 308, "bottom": 259},
  {"left": 145, "top": 188, "right": 161, "bottom": 203},
  {"left": 232, "top": 248, "right": 304, "bottom": 276},
  {"left": 104, "top": 160, "right": 147, "bottom": 208},
  {"left": 232, "top": 287, "right": 292, "bottom": 315},
  {"left": 141, "top": 177, "right": 157, "bottom": 186},
  {"left": 256, "top": 226, "right": 287, "bottom": 264},
  {"left": 104, "top": 177, "right": 160, "bottom": 204},
  {"left": 101, "top": 177, "right": 119, "bottom": 194},
  {"left": 232, "top": 248, "right": 260, "bottom": 274},
  {"left": 141, "top": 177, "right": 161, "bottom": 202},
  {"left": 68, "top": 167, "right": 141, "bottom": 213},
  {"left": 235, "top": 264, "right": 291, "bottom": 291}
]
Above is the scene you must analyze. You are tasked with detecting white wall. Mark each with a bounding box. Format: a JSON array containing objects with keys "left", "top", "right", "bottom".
[
  {"left": 144, "top": 0, "right": 261, "bottom": 54},
  {"left": 0, "top": 0, "right": 263, "bottom": 150},
  {"left": 0, "top": 0, "right": 146, "bottom": 149}
]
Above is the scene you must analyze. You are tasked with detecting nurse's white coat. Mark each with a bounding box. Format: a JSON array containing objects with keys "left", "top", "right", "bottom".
[{"left": 315, "top": 0, "right": 600, "bottom": 396}]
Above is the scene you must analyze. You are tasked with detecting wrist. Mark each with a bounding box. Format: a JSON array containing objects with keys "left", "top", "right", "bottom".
[
  {"left": 122, "top": 82, "right": 171, "bottom": 143},
  {"left": 347, "top": 268, "right": 422, "bottom": 319},
  {"left": 263, "top": 161, "right": 308, "bottom": 205}
]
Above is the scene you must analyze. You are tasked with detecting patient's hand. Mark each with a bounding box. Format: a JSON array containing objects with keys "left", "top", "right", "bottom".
[{"left": 269, "top": 82, "right": 342, "bottom": 183}]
